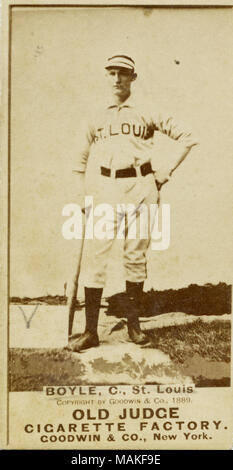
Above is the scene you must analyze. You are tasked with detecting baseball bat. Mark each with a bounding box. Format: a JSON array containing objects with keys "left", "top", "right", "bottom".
[{"left": 68, "top": 213, "right": 86, "bottom": 340}]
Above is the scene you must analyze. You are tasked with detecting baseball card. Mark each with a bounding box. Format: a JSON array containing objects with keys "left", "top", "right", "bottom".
[{"left": 0, "top": 0, "right": 232, "bottom": 452}]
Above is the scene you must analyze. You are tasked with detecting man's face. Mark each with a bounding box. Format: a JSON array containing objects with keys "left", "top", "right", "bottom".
[{"left": 105, "top": 67, "right": 136, "bottom": 98}]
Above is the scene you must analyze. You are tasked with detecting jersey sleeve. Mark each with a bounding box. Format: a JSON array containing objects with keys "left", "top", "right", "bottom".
[
  {"left": 75, "top": 119, "right": 95, "bottom": 173},
  {"left": 153, "top": 111, "right": 198, "bottom": 148}
]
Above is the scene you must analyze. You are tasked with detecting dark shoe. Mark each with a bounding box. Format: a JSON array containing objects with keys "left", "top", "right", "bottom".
[
  {"left": 67, "top": 331, "right": 99, "bottom": 352},
  {"left": 128, "top": 322, "right": 149, "bottom": 345}
]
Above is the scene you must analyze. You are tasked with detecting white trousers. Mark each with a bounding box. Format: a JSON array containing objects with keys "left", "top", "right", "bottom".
[{"left": 83, "top": 171, "right": 158, "bottom": 288}]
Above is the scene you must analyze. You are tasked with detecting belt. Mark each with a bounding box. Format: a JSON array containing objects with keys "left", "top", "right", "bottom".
[{"left": 101, "top": 161, "right": 153, "bottom": 178}]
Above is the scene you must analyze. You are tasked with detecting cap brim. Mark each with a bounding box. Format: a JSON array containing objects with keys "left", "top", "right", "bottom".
[
  {"left": 105, "top": 65, "right": 134, "bottom": 72},
  {"left": 105, "top": 58, "right": 134, "bottom": 71}
]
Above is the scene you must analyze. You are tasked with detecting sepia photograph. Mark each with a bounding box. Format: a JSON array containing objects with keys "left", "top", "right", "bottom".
[{"left": 1, "top": 1, "right": 232, "bottom": 450}]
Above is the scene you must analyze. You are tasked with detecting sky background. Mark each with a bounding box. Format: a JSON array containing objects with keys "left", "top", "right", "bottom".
[{"left": 10, "top": 6, "right": 233, "bottom": 297}]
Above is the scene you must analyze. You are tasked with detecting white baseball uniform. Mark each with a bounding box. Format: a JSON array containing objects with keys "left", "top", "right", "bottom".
[{"left": 76, "top": 94, "right": 196, "bottom": 288}]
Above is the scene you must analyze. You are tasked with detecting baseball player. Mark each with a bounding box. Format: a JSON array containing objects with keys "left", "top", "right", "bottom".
[{"left": 69, "top": 54, "right": 197, "bottom": 352}]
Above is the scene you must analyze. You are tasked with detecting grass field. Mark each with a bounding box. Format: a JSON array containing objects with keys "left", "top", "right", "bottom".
[{"left": 146, "top": 318, "right": 231, "bottom": 363}]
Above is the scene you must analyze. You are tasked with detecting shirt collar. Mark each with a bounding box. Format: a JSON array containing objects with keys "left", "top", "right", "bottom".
[{"left": 106, "top": 94, "right": 136, "bottom": 110}]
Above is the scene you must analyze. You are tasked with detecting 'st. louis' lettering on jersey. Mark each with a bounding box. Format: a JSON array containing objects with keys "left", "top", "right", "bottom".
[{"left": 95, "top": 122, "right": 152, "bottom": 140}]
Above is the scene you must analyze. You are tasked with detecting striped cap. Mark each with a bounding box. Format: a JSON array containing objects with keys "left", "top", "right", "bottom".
[{"left": 105, "top": 55, "right": 135, "bottom": 72}]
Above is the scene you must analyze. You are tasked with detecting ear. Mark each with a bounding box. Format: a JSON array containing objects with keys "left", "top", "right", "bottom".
[{"left": 131, "top": 72, "right": 137, "bottom": 82}]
